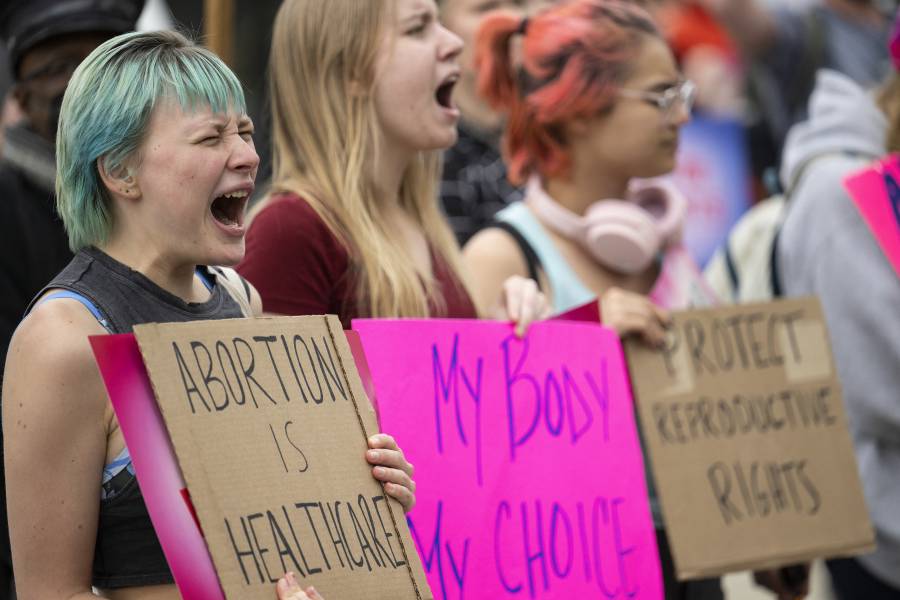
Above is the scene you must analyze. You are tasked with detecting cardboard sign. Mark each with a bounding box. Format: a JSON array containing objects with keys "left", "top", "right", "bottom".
[
  {"left": 353, "top": 318, "right": 664, "bottom": 600},
  {"left": 624, "top": 298, "right": 875, "bottom": 579},
  {"left": 844, "top": 154, "right": 900, "bottom": 280},
  {"left": 131, "top": 316, "right": 432, "bottom": 600}
]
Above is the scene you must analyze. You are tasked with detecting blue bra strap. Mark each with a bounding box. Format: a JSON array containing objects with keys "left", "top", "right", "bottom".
[
  {"left": 37, "top": 290, "right": 111, "bottom": 332},
  {"left": 196, "top": 267, "right": 214, "bottom": 291}
]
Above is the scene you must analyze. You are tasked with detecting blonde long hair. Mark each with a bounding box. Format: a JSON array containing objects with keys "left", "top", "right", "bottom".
[
  {"left": 878, "top": 72, "right": 900, "bottom": 154},
  {"left": 266, "top": 0, "right": 471, "bottom": 318}
]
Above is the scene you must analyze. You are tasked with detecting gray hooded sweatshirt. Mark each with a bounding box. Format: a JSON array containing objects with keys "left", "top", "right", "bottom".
[{"left": 778, "top": 69, "right": 900, "bottom": 588}]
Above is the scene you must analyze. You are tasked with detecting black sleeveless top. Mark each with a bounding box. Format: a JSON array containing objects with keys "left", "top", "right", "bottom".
[{"left": 30, "top": 247, "right": 246, "bottom": 589}]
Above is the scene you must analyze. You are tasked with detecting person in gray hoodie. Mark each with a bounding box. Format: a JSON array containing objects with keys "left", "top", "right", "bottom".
[{"left": 777, "top": 66, "right": 900, "bottom": 597}]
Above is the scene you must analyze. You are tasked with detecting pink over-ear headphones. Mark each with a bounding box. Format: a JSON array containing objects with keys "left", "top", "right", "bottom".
[{"left": 525, "top": 176, "right": 687, "bottom": 274}]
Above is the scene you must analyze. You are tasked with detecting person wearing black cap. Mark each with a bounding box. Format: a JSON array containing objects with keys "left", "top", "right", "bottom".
[{"left": 0, "top": 1, "right": 143, "bottom": 597}]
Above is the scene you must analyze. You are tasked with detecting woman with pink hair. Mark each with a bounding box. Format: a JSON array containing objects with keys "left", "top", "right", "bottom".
[
  {"left": 465, "top": 0, "right": 695, "bottom": 349},
  {"left": 463, "top": 2, "right": 724, "bottom": 598}
]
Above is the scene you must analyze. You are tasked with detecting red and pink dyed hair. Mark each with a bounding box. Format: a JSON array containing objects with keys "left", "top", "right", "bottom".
[{"left": 475, "top": 0, "right": 660, "bottom": 185}]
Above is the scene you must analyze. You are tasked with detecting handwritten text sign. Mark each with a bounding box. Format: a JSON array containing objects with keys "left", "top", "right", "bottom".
[
  {"left": 353, "top": 319, "right": 663, "bottom": 600},
  {"left": 625, "top": 298, "right": 874, "bottom": 579},
  {"left": 844, "top": 154, "right": 900, "bottom": 280},
  {"left": 133, "top": 316, "right": 432, "bottom": 600}
]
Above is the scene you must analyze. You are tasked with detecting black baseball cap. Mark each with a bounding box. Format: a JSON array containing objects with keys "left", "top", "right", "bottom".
[{"left": 0, "top": 0, "right": 144, "bottom": 76}]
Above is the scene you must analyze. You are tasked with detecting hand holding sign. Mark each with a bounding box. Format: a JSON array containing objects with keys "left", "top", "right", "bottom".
[
  {"left": 600, "top": 287, "right": 672, "bottom": 347},
  {"left": 498, "top": 275, "right": 552, "bottom": 337},
  {"left": 367, "top": 434, "right": 417, "bottom": 512},
  {"left": 277, "top": 573, "right": 325, "bottom": 600}
]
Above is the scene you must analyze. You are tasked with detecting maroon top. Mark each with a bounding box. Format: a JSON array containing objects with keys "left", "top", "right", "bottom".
[{"left": 237, "top": 193, "right": 478, "bottom": 328}]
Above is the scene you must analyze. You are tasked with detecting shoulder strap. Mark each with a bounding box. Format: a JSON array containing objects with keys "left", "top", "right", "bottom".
[
  {"left": 770, "top": 150, "right": 877, "bottom": 296},
  {"left": 768, "top": 154, "right": 818, "bottom": 298},
  {"left": 485, "top": 221, "right": 543, "bottom": 290},
  {"left": 35, "top": 290, "right": 112, "bottom": 332},
  {"left": 723, "top": 242, "right": 741, "bottom": 293},
  {"left": 770, "top": 228, "right": 784, "bottom": 297},
  {"left": 210, "top": 266, "right": 254, "bottom": 317}
]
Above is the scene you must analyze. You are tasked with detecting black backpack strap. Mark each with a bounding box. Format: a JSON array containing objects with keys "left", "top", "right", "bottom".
[
  {"left": 723, "top": 241, "right": 741, "bottom": 294},
  {"left": 770, "top": 227, "right": 784, "bottom": 298},
  {"left": 770, "top": 150, "right": 873, "bottom": 298},
  {"left": 239, "top": 273, "right": 251, "bottom": 302},
  {"left": 484, "top": 221, "right": 543, "bottom": 290}
]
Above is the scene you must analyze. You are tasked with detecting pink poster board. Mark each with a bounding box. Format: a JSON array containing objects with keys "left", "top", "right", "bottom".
[
  {"left": 90, "top": 333, "right": 225, "bottom": 600},
  {"left": 352, "top": 319, "right": 663, "bottom": 600},
  {"left": 650, "top": 245, "right": 719, "bottom": 309},
  {"left": 844, "top": 154, "right": 900, "bottom": 279},
  {"left": 548, "top": 245, "right": 718, "bottom": 326}
]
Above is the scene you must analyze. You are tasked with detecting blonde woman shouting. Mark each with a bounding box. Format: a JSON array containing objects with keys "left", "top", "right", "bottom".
[{"left": 238, "top": 0, "right": 548, "bottom": 333}]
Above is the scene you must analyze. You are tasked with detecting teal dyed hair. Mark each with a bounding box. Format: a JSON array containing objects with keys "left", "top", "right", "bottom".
[{"left": 56, "top": 30, "right": 247, "bottom": 251}]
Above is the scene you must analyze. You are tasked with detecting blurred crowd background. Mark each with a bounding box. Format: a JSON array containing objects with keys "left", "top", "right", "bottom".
[{"left": 1, "top": 0, "right": 897, "bottom": 598}]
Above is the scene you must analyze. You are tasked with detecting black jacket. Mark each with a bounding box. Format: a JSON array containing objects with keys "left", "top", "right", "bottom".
[
  {"left": 0, "top": 158, "right": 71, "bottom": 377},
  {"left": 440, "top": 122, "right": 522, "bottom": 246}
]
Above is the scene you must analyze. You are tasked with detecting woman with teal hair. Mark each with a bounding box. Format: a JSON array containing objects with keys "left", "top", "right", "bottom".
[{"left": 2, "top": 30, "right": 409, "bottom": 600}]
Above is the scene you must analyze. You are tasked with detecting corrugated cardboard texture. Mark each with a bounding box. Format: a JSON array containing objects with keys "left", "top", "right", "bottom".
[
  {"left": 134, "top": 315, "right": 432, "bottom": 599},
  {"left": 625, "top": 297, "right": 875, "bottom": 579}
]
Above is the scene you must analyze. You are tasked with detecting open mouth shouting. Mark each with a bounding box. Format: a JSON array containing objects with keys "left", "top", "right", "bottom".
[
  {"left": 210, "top": 186, "right": 252, "bottom": 235},
  {"left": 435, "top": 71, "right": 461, "bottom": 119}
]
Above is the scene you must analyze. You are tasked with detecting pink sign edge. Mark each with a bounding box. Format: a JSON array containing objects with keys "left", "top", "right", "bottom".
[
  {"left": 90, "top": 333, "right": 225, "bottom": 600},
  {"left": 844, "top": 155, "right": 900, "bottom": 279}
]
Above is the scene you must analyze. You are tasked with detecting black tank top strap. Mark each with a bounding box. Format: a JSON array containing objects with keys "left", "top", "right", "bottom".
[{"left": 484, "top": 220, "right": 544, "bottom": 290}]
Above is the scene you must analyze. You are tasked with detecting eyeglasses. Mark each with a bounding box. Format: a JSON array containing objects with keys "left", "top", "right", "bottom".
[{"left": 618, "top": 80, "right": 695, "bottom": 119}]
